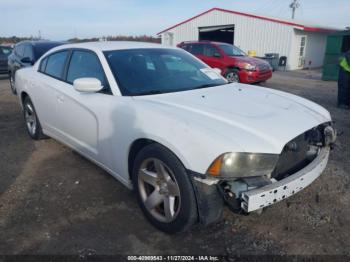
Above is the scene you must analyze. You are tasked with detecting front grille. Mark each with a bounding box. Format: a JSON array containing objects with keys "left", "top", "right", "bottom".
[
  {"left": 272, "top": 124, "right": 330, "bottom": 180},
  {"left": 258, "top": 63, "right": 270, "bottom": 72}
]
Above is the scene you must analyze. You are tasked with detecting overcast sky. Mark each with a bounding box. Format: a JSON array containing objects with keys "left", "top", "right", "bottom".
[{"left": 1, "top": 0, "right": 349, "bottom": 40}]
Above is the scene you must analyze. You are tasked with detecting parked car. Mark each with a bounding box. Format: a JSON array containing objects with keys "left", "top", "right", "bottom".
[
  {"left": 0, "top": 45, "right": 12, "bottom": 75},
  {"left": 15, "top": 42, "right": 336, "bottom": 233},
  {"left": 8, "top": 41, "right": 64, "bottom": 94},
  {"left": 178, "top": 41, "right": 273, "bottom": 84}
]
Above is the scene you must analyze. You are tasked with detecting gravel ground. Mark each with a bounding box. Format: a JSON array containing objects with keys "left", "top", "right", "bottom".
[{"left": 0, "top": 70, "right": 349, "bottom": 257}]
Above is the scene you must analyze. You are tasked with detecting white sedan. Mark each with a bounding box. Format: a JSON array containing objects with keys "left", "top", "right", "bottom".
[{"left": 15, "top": 41, "right": 336, "bottom": 233}]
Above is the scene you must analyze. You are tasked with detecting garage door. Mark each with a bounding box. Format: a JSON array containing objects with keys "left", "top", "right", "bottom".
[{"left": 198, "top": 25, "right": 234, "bottom": 44}]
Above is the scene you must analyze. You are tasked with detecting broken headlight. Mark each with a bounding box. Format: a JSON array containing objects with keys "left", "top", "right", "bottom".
[{"left": 206, "top": 152, "right": 279, "bottom": 179}]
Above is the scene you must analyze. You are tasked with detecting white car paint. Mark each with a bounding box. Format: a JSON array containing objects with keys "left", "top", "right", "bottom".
[{"left": 15, "top": 41, "right": 332, "bottom": 190}]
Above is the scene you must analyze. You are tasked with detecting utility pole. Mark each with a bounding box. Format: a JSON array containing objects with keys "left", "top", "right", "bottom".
[{"left": 290, "top": 0, "right": 300, "bottom": 19}]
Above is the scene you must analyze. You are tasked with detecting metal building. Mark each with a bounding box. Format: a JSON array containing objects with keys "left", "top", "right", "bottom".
[{"left": 158, "top": 8, "right": 339, "bottom": 70}]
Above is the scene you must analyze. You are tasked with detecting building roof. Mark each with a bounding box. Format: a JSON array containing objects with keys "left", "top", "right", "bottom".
[{"left": 157, "top": 7, "right": 340, "bottom": 35}]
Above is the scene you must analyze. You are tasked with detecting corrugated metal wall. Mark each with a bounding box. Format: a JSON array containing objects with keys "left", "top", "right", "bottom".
[{"left": 160, "top": 9, "right": 328, "bottom": 70}]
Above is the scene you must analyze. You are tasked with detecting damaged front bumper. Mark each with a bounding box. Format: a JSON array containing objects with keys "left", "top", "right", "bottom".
[
  {"left": 190, "top": 147, "right": 330, "bottom": 223},
  {"left": 240, "top": 147, "right": 329, "bottom": 212}
]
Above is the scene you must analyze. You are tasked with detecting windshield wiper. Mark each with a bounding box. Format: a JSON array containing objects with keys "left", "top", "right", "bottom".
[{"left": 132, "top": 90, "right": 166, "bottom": 96}]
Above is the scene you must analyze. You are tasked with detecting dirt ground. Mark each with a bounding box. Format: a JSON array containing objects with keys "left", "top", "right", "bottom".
[{"left": 0, "top": 70, "right": 349, "bottom": 257}]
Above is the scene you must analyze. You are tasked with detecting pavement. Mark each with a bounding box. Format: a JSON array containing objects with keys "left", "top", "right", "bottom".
[{"left": 0, "top": 70, "right": 349, "bottom": 256}]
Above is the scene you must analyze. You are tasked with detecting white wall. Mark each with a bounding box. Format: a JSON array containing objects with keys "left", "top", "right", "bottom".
[
  {"left": 160, "top": 9, "right": 294, "bottom": 67},
  {"left": 160, "top": 9, "right": 329, "bottom": 70},
  {"left": 304, "top": 31, "right": 327, "bottom": 68},
  {"left": 288, "top": 30, "right": 328, "bottom": 70}
]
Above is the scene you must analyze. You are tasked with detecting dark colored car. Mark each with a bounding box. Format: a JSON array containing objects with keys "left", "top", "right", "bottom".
[
  {"left": 0, "top": 45, "right": 13, "bottom": 75},
  {"left": 177, "top": 41, "right": 272, "bottom": 84},
  {"left": 8, "top": 41, "right": 64, "bottom": 94}
]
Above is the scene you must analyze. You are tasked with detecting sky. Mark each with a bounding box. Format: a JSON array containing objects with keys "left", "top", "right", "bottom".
[{"left": 0, "top": 0, "right": 349, "bottom": 40}]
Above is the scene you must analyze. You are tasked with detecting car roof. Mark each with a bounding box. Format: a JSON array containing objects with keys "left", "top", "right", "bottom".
[
  {"left": 16, "top": 40, "right": 65, "bottom": 47},
  {"left": 53, "top": 41, "right": 170, "bottom": 52},
  {"left": 180, "top": 41, "right": 230, "bottom": 45}
]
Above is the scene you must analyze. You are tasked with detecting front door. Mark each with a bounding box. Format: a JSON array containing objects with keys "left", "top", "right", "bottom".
[
  {"left": 297, "top": 35, "right": 307, "bottom": 69},
  {"left": 54, "top": 49, "right": 111, "bottom": 159},
  {"left": 196, "top": 44, "right": 224, "bottom": 71}
]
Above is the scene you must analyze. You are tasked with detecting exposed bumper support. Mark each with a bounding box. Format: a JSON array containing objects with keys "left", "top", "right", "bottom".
[
  {"left": 241, "top": 147, "right": 330, "bottom": 212},
  {"left": 188, "top": 173, "right": 224, "bottom": 226}
]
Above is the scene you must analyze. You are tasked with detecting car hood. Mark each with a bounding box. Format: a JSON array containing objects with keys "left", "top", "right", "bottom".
[
  {"left": 134, "top": 84, "right": 331, "bottom": 154},
  {"left": 230, "top": 56, "right": 268, "bottom": 66}
]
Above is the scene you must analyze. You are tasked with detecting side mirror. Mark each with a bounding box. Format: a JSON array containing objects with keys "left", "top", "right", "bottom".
[
  {"left": 213, "top": 68, "right": 222, "bottom": 75},
  {"left": 213, "top": 52, "right": 221, "bottom": 58},
  {"left": 21, "top": 57, "right": 33, "bottom": 65},
  {"left": 73, "top": 78, "right": 103, "bottom": 93}
]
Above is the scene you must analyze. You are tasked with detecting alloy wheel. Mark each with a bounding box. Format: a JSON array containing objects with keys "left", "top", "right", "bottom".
[
  {"left": 138, "top": 158, "right": 181, "bottom": 223},
  {"left": 226, "top": 72, "right": 239, "bottom": 83},
  {"left": 10, "top": 74, "right": 16, "bottom": 93},
  {"left": 24, "top": 103, "right": 37, "bottom": 136}
]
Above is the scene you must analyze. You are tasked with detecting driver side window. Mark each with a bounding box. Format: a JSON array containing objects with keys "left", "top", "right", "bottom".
[{"left": 67, "top": 50, "right": 107, "bottom": 87}]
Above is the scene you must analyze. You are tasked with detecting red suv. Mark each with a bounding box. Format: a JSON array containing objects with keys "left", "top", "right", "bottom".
[{"left": 178, "top": 41, "right": 272, "bottom": 84}]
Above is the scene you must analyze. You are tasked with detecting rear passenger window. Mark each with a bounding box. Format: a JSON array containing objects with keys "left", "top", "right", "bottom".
[
  {"left": 45, "top": 51, "right": 68, "bottom": 79},
  {"left": 181, "top": 44, "right": 190, "bottom": 51},
  {"left": 203, "top": 44, "right": 219, "bottom": 57},
  {"left": 188, "top": 44, "right": 204, "bottom": 55},
  {"left": 67, "top": 50, "right": 107, "bottom": 86}
]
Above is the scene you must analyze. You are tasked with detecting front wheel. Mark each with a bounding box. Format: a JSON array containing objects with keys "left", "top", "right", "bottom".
[
  {"left": 225, "top": 69, "right": 240, "bottom": 83},
  {"left": 132, "top": 144, "right": 198, "bottom": 233}
]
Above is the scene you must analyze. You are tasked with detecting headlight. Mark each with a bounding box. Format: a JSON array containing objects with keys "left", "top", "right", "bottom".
[
  {"left": 242, "top": 63, "right": 256, "bottom": 71},
  {"left": 206, "top": 152, "right": 279, "bottom": 178}
]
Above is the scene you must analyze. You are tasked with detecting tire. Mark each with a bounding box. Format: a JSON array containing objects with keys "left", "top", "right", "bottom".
[
  {"left": 132, "top": 144, "right": 198, "bottom": 233},
  {"left": 225, "top": 69, "right": 240, "bottom": 83},
  {"left": 9, "top": 71, "right": 16, "bottom": 94},
  {"left": 23, "top": 96, "right": 46, "bottom": 140}
]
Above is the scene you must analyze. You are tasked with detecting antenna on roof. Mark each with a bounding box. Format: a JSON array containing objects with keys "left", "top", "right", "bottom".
[{"left": 290, "top": 0, "right": 300, "bottom": 19}]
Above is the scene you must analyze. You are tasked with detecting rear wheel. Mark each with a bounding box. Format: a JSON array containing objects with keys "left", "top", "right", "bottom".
[
  {"left": 9, "top": 72, "right": 16, "bottom": 94},
  {"left": 23, "top": 96, "right": 46, "bottom": 140},
  {"left": 225, "top": 69, "right": 240, "bottom": 83},
  {"left": 132, "top": 144, "right": 198, "bottom": 233}
]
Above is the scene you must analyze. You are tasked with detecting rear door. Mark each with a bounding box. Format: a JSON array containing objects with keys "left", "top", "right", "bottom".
[{"left": 34, "top": 50, "right": 70, "bottom": 134}]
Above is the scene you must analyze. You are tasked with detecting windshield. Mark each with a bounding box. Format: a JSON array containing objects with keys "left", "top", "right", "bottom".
[
  {"left": 104, "top": 48, "right": 227, "bottom": 96},
  {"left": 219, "top": 44, "right": 246, "bottom": 57},
  {"left": 0, "top": 46, "right": 12, "bottom": 57}
]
